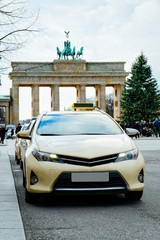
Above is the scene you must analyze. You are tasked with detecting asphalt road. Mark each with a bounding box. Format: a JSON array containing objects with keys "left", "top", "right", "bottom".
[{"left": 10, "top": 139, "right": 160, "bottom": 240}]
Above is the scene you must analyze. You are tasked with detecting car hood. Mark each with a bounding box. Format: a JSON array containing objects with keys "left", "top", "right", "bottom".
[{"left": 34, "top": 134, "right": 135, "bottom": 158}]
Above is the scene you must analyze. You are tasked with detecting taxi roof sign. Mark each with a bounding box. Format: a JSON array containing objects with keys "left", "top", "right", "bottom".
[{"left": 72, "top": 103, "right": 95, "bottom": 110}]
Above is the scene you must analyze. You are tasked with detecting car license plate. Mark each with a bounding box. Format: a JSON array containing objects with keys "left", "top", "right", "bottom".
[{"left": 71, "top": 172, "right": 109, "bottom": 182}]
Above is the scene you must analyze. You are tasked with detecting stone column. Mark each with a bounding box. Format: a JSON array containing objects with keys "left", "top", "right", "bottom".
[
  {"left": 32, "top": 85, "right": 39, "bottom": 117},
  {"left": 95, "top": 85, "right": 106, "bottom": 112},
  {"left": 5, "top": 105, "right": 9, "bottom": 125},
  {"left": 12, "top": 85, "right": 19, "bottom": 125},
  {"left": 76, "top": 85, "right": 86, "bottom": 103},
  {"left": 10, "top": 88, "right": 13, "bottom": 124},
  {"left": 51, "top": 85, "right": 59, "bottom": 111},
  {"left": 114, "top": 84, "right": 123, "bottom": 120},
  {"left": 10, "top": 105, "right": 13, "bottom": 124}
]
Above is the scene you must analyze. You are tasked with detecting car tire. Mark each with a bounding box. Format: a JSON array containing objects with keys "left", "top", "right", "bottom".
[
  {"left": 125, "top": 191, "right": 143, "bottom": 201},
  {"left": 25, "top": 188, "right": 36, "bottom": 203},
  {"left": 23, "top": 173, "right": 25, "bottom": 188},
  {"left": 15, "top": 152, "right": 17, "bottom": 161},
  {"left": 20, "top": 160, "right": 23, "bottom": 169},
  {"left": 25, "top": 176, "right": 39, "bottom": 203},
  {"left": 17, "top": 158, "right": 20, "bottom": 165},
  {"left": 25, "top": 188, "right": 39, "bottom": 203}
]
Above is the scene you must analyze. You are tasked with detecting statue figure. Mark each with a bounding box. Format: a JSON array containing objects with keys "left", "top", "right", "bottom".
[
  {"left": 56, "top": 47, "right": 61, "bottom": 59},
  {"left": 61, "top": 48, "right": 67, "bottom": 59},
  {"left": 56, "top": 31, "right": 84, "bottom": 60},
  {"left": 70, "top": 46, "right": 76, "bottom": 59},
  {"left": 64, "top": 31, "right": 70, "bottom": 39},
  {"left": 62, "top": 40, "right": 74, "bottom": 59},
  {"left": 76, "top": 47, "right": 84, "bottom": 59}
]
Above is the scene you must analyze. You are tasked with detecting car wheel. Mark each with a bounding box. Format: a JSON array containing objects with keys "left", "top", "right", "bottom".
[
  {"left": 16, "top": 158, "right": 20, "bottom": 165},
  {"left": 20, "top": 160, "right": 23, "bottom": 169},
  {"left": 25, "top": 188, "right": 36, "bottom": 203},
  {"left": 25, "top": 188, "right": 39, "bottom": 203},
  {"left": 23, "top": 172, "right": 25, "bottom": 188},
  {"left": 125, "top": 191, "right": 143, "bottom": 201},
  {"left": 25, "top": 176, "right": 39, "bottom": 203}
]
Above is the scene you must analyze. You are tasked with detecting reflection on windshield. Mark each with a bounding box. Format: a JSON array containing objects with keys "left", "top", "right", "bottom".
[{"left": 37, "top": 114, "right": 123, "bottom": 136}]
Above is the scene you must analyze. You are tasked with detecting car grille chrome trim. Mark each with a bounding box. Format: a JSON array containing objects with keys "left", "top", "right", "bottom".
[
  {"left": 53, "top": 171, "right": 127, "bottom": 190},
  {"left": 60, "top": 157, "right": 116, "bottom": 164},
  {"left": 58, "top": 154, "right": 118, "bottom": 166},
  {"left": 55, "top": 187, "right": 126, "bottom": 191}
]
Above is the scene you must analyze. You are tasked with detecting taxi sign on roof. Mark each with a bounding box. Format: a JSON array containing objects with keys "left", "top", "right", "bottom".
[{"left": 72, "top": 103, "right": 95, "bottom": 110}]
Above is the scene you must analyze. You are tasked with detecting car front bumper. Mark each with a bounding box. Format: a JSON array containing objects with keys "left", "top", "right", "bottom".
[{"left": 25, "top": 152, "right": 145, "bottom": 194}]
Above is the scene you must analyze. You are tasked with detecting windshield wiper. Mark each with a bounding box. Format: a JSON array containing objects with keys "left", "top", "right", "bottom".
[
  {"left": 77, "top": 133, "right": 108, "bottom": 135},
  {"left": 39, "top": 134, "right": 61, "bottom": 136},
  {"left": 39, "top": 133, "right": 110, "bottom": 136}
]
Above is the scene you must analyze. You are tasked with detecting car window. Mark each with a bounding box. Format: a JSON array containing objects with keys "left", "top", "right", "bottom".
[
  {"left": 24, "top": 124, "right": 29, "bottom": 130},
  {"left": 37, "top": 114, "right": 123, "bottom": 135},
  {"left": 30, "top": 120, "right": 36, "bottom": 136}
]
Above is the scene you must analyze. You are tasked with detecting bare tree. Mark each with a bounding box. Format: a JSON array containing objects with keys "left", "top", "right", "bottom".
[
  {"left": 0, "top": 0, "right": 38, "bottom": 70},
  {"left": 106, "top": 93, "right": 114, "bottom": 117}
]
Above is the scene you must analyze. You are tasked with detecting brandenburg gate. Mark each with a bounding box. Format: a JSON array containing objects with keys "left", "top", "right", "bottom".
[{"left": 9, "top": 33, "right": 128, "bottom": 125}]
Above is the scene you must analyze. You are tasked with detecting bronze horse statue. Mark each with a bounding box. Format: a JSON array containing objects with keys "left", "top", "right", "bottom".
[
  {"left": 62, "top": 46, "right": 76, "bottom": 59},
  {"left": 71, "top": 46, "right": 76, "bottom": 59},
  {"left": 56, "top": 47, "right": 61, "bottom": 59},
  {"left": 76, "top": 47, "right": 84, "bottom": 59}
]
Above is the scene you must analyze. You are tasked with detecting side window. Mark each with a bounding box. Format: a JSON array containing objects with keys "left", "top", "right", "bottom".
[
  {"left": 26, "top": 123, "right": 31, "bottom": 130},
  {"left": 29, "top": 121, "right": 36, "bottom": 136}
]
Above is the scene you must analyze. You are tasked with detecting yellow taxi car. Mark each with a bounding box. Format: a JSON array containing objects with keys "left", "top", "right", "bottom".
[
  {"left": 17, "top": 103, "right": 145, "bottom": 203},
  {"left": 15, "top": 123, "right": 29, "bottom": 164},
  {"left": 19, "top": 119, "right": 36, "bottom": 170}
]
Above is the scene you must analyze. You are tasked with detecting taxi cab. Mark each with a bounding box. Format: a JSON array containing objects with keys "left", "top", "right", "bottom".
[
  {"left": 19, "top": 119, "right": 36, "bottom": 170},
  {"left": 15, "top": 123, "right": 29, "bottom": 164},
  {"left": 14, "top": 119, "right": 36, "bottom": 167},
  {"left": 17, "top": 103, "right": 145, "bottom": 203}
]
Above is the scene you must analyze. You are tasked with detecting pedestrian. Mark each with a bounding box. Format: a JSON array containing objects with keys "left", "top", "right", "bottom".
[
  {"left": 141, "top": 120, "right": 148, "bottom": 137},
  {"left": 0, "top": 125, "right": 7, "bottom": 144},
  {"left": 148, "top": 120, "right": 154, "bottom": 136},
  {"left": 119, "top": 122, "right": 124, "bottom": 130},
  {"left": 134, "top": 121, "right": 141, "bottom": 138},
  {"left": 11, "top": 128, "right": 14, "bottom": 138},
  {"left": 153, "top": 118, "right": 160, "bottom": 137},
  {"left": 16, "top": 123, "right": 22, "bottom": 134},
  {"left": 142, "top": 126, "right": 147, "bottom": 137}
]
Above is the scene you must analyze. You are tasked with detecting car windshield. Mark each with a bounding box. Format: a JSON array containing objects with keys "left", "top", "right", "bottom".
[
  {"left": 22, "top": 124, "right": 29, "bottom": 131},
  {"left": 37, "top": 114, "right": 123, "bottom": 136}
]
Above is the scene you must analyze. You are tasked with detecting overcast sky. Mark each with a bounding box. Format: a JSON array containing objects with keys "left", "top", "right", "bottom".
[{"left": 1, "top": 0, "right": 160, "bottom": 119}]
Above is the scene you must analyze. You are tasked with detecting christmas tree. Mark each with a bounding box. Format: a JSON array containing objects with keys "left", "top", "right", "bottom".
[{"left": 120, "top": 53, "right": 160, "bottom": 123}]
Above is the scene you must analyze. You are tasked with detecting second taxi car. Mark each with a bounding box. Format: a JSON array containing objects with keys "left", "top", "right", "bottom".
[
  {"left": 17, "top": 103, "right": 145, "bottom": 203},
  {"left": 15, "top": 123, "right": 29, "bottom": 165}
]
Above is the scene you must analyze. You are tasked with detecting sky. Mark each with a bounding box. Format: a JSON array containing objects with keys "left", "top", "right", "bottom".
[{"left": 0, "top": 0, "right": 160, "bottom": 120}]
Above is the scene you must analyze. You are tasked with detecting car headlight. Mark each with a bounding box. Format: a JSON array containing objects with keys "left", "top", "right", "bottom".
[
  {"left": 115, "top": 148, "right": 139, "bottom": 162},
  {"left": 32, "top": 151, "right": 64, "bottom": 163}
]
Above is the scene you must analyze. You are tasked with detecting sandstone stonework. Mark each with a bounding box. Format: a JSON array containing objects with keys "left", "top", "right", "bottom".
[{"left": 9, "top": 60, "right": 129, "bottom": 125}]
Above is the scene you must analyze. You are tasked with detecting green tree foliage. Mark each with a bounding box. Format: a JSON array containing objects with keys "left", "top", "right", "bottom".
[{"left": 120, "top": 53, "right": 160, "bottom": 123}]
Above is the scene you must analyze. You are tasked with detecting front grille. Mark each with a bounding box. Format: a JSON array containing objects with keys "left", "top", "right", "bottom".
[
  {"left": 53, "top": 171, "right": 126, "bottom": 189},
  {"left": 58, "top": 154, "right": 118, "bottom": 167}
]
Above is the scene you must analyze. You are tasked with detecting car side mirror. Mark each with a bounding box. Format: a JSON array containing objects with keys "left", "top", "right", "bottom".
[
  {"left": 125, "top": 128, "right": 140, "bottom": 137},
  {"left": 17, "top": 130, "right": 31, "bottom": 140},
  {"left": 12, "top": 134, "right": 18, "bottom": 139}
]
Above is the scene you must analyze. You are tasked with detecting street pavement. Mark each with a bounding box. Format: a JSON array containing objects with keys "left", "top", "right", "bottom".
[
  {"left": 0, "top": 136, "right": 160, "bottom": 240},
  {"left": 0, "top": 139, "right": 25, "bottom": 240}
]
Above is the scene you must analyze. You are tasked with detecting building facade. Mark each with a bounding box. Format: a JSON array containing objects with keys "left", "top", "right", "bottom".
[
  {"left": 9, "top": 59, "right": 128, "bottom": 125},
  {"left": 0, "top": 95, "right": 12, "bottom": 125}
]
